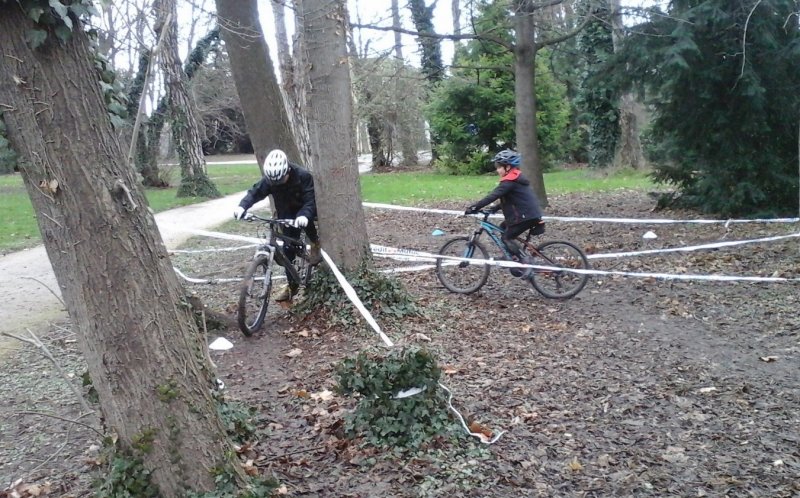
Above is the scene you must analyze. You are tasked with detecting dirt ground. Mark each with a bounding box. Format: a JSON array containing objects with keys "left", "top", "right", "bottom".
[{"left": 1, "top": 189, "right": 799, "bottom": 497}]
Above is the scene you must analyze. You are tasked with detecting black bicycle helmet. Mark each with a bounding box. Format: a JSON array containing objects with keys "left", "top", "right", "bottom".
[{"left": 492, "top": 149, "right": 521, "bottom": 167}]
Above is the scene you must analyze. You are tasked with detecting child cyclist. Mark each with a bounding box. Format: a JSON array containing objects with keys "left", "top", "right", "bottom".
[{"left": 464, "top": 149, "right": 544, "bottom": 266}]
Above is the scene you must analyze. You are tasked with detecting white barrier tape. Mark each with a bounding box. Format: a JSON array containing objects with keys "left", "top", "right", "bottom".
[
  {"left": 320, "top": 249, "right": 395, "bottom": 348},
  {"left": 370, "top": 242, "right": 800, "bottom": 283},
  {"left": 170, "top": 244, "right": 257, "bottom": 254},
  {"left": 363, "top": 202, "right": 800, "bottom": 225},
  {"left": 588, "top": 232, "right": 800, "bottom": 259},
  {"left": 173, "top": 267, "right": 287, "bottom": 285},
  {"left": 439, "top": 383, "right": 505, "bottom": 444},
  {"left": 162, "top": 225, "right": 264, "bottom": 245},
  {"left": 173, "top": 267, "right": 244, "bottom": 284}
]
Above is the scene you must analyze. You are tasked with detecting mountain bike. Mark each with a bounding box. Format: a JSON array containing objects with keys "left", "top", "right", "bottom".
[
  {"left": 435, "top": 210, "right": 590, "bottom": 299},
  {"left": 238, "top": 214, "right": 317, "bottom": 336}
]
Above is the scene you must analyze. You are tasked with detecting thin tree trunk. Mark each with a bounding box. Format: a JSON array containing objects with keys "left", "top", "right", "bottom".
[
  {"left": 297, "top": 0, "right": 372, "bottom": 269},
  {"left": 270, "top": 0, "right": 312, "bottom": 164},
  {"left": 0, "top": 8, "right": 243, "bottom": 497},
  {"left": 154, "top": 0, "right": 220, "bottom": 198},
  {"left": 610, "top": 0, "right": 644, "bottom": 169},
  {"left": 392, "top": 0, "right": 403, "bottom": 60},
  {"left": 216, "top": 0, "right": 301, "bottom": 167}
]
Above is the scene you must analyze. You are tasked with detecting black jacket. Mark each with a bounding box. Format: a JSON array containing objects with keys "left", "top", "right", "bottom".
[
  {"left": 238, "top": 163, "right": 317, "bottom": 220},
  {"left": 472, "top": 168, "right": 542, "bottom": 226}
]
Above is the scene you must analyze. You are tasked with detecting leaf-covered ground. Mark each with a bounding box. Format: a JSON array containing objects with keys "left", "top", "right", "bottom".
[{"left": 2, "top": 189, "right": 799, "bottom": 497}]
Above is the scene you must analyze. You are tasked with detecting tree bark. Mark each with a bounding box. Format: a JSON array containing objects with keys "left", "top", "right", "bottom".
[
  {"left": 610, "top": 0, "right": 644, "bottom": 169},
  {"left": 0, "top": 7, "right": 243, "bottom": 497},
  {"left": 513, "top": 2, "right": 548, "bottom": 206},
  {"left": 215, "top": 0, "right": 301, "bottom": 167},
  {"left": 274, "top": 0, "right": 314, "bottom": 164},
  {"left": 154, "top": 0, "right": 220, "bottom": 198},
  {"left": 297, "top": 0, "right": 372, "bottom": 270}
]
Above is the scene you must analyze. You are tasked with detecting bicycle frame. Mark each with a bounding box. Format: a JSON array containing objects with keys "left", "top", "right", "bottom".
[
  {"left": 470, "top": 213, "right": 515, "bottom": 259},
  {"left": 248, "top": 215, "right": 309, "bottom": 287}
]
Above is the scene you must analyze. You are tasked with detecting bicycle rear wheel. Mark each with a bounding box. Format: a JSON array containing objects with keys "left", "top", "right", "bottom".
[
  {"left": 529, "top": 240, "right": 590, "bottom": 299},
  {"left": 238, "top": 256, "right": 273, "bottom": 336},
  {"left": 435, "top": 237, "right": 490, "bottom": 294}
]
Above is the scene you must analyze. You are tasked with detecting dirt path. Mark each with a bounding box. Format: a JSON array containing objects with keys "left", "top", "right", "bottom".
[{"left": 2, "top": 189, "right": 798, "bottom": 496}]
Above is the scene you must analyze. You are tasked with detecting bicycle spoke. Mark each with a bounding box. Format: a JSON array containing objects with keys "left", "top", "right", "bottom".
[
  {"left": 529, "top": 241, "right": 589, "bottom": 299},
  {"left": 435, "top": 237, "right": 490, "bottom": 294}
]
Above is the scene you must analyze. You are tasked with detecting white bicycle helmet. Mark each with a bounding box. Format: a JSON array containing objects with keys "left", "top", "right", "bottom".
[{"left": 263, "top": 149, "right": 289, "bottom": 181}]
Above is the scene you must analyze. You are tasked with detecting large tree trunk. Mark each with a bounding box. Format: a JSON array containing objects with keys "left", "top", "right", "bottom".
[
  {"left": 216, "top": 0, "right": 301, "bottom": 167},
  {"left": 513, "top": 3, "right": 548, "bottom": 206},
  {"left": 297, "top": 0, "right": 371, "bottom": 270},
  {"left": 0, "top": 8, "right": 243, "bottom": 498},
  {"left": 154, "top": 0, "right": 220, "bottom": 198},
  {"left": 610, "top": 0, "right": 644, "bottom": 169}
]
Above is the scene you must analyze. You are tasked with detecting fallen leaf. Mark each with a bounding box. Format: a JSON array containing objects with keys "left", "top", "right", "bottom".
[
  {"left": 310, "top": 389, "right": 334, "bottom": 401},
  {"left": 298, "top": 329, "right": 310, "bottom": 338},
  {"left": 294, "top": 389, "right": 309, "bottom": 398},
  {"left": 468, "top": 421, "right": 493, "bottom": 438},
  {"left": 442, "top": 365, "right": 459, "bottom": 375},
  {"left": 698, "top": 387, "right": 717, "bottom": 394},
  {"left": 242, "top": 459, "right": 258, "bottom": 476},
  {"left": 276, "top": 484, "right": 289, "bottom": 495},
  {"left": 759, "top": 356, "right": 778, "bottom": 363},
  {"left": 568, "top": 457, "right": 583, "bottom": 471},
  {"left": 415, "top": 333, "right": 432, "bottom": 342},
  {"left": 286, "top": 348, "right": 302, "bottom": 358}
]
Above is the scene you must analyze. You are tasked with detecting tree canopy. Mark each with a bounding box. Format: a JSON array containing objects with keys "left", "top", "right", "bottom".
[{"left": 616, "top": 0, "right": 800, "bottom": 216}]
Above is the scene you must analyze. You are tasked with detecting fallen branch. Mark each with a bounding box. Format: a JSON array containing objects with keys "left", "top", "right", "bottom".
[
  {"left": 13, "top": 410, "right": 103, "bottom": 438},
  {"left": 21, "top": 276, "right": 65, "bottom": 308}
]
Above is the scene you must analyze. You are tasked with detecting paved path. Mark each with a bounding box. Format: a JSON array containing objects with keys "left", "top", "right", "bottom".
[
  {"left": 0, "top": 191, "right": 247, "bottom": 350},
  {"left": 0, "top": 151, "right": 386, "bottom": 352}
]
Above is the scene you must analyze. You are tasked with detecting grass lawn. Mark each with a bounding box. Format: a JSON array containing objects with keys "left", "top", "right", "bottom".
[
  {"left": 0, "top": 163, "right": 654, "bottom": 253},
  {"left": 360, "top": 167, "right": 655, "bottom": 204}
]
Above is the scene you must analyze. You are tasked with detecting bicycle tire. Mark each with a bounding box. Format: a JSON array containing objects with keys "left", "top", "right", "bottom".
[
  {"left": 238, "top": 256, "right": 273, "bottom": 336},
  {"left": 529, "top": 240, "right": 590, "bottom": 299},
  {"left": 435, "top": 237, "right": 491, "bottom": 294}
]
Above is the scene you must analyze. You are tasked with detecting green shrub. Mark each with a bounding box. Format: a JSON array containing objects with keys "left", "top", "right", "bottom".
[{"left": 335, "top": 347, "right": 455, "bottom": 448}]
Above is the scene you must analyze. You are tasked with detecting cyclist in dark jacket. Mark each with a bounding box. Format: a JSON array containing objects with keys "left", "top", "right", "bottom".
[
  {"left": 465, "top": 149, "right": 543, "bottom": 261},
  {"left": 234, "top": 149, "right": 320, "bottom": 300}
]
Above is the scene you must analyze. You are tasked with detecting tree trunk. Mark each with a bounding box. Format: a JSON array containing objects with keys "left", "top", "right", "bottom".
[
  {"left": 272, "top": 0, "right": 313, "bottom": 165},
  {"left": 610, "top": 0, "right": 644, "bottom": 169},
  {"left": 0, "top": 8, "right": 243, "bottom": 497},
  {"left": 215, "top": 0, "right": 301, "bottom": 167},
  {"left": 297, "top": 0, "right": 372, "bottom": 270},
  {"left": 392, "top": 0, "right": 403, "bottom": 60},
  {"left": 154, "top": 0, "right": 220, "bottom": 198},
  {"left": 452, "top": 0, "right": 462, "bottom": 57},
  {"left": 514, "top": 3, "right": 548, "bottom": 206}
]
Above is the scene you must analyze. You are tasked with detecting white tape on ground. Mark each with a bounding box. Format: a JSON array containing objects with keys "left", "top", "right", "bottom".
[
  {"left": 370, "top": 243, "right": 800, "bottom": 283},
  {"left": 320, "top": 249, "right": 395, "bottom": 348},
  {"left": 170, "top": 244, "right": 258, "bottom": 254},
  {"left": 588, "top": 232, "right": 800, "bottom": 259},
  {"left": 363, "top": 202, "right": 800, "bottom": 224}
]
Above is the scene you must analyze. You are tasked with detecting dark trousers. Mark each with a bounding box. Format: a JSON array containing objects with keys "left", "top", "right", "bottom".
[
  {"left": 282, "top": 220, "right": 318, "bottom": 291},
  {"left": 501, "top": 218, "right": 541, "bottom": 258}
]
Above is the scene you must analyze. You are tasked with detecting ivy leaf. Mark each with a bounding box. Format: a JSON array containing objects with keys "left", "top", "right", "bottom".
[
  {"left": 49, "top": 0, "right": 69, "bottom": 22},
  {"left": 28, "top": 6, "right": 45, "bottom": 22},
  {"left": 25, "top": 29, "right": 48, "bottom": 49},
  {"left": 54, "top": 25, "right": 72, "bottom": 43}
]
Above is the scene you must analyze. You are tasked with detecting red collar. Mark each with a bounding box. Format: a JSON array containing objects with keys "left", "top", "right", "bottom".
[{"left": 501, "top": 168, "right": 521, "bottom": 181}]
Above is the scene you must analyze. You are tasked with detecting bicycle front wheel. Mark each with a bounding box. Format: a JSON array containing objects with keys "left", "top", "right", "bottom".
[
  {"left": 529, "top": 240, "right": 590, "bottom": 299},
  {"left": 238, "top": 256, "right": 273, "bottom": 336},
  {"left": 435, "top": 237, "right": 491, "bottom": 294}
]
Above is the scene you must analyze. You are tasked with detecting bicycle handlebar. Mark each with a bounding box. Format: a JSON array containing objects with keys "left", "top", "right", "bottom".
[{"left": 243, "top": 213, "right": 297, "bottom": 227}]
